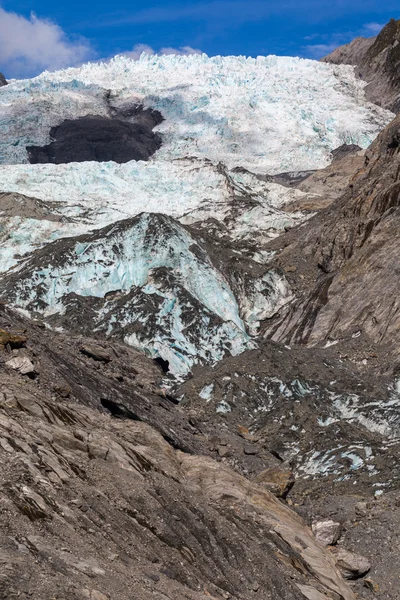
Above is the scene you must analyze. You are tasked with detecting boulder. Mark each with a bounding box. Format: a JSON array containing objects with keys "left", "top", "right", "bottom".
[
  {"left": 254, "top": 465, "right": 295, "bottom": 498},
  {"left": 80, "top": 344, "right": 112, "bottom": 363},
  {"left": 6, "top": 356, "right": 35, "bottom": 376},
  {"left": 330, "top": 547, "right": 371, "bottom": 579},
  {"left": 312, "top": 520, "right": 342, "bottom": 546},
  {"left": 0, "top": 328, "right": 27, "bottom": 349}
]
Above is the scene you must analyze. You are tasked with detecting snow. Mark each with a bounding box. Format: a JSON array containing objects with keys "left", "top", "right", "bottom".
[{"left": 0, "top": 54, "right": 393, "bottom": 274}]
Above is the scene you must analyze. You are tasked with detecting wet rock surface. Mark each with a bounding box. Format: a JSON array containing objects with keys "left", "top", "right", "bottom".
[{"left": 27, "top": 115, "right": 162, "bottom": 164}]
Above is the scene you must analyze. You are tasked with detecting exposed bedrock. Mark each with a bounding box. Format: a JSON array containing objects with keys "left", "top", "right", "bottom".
[
  {"left": 266, "top": 113, "right": 400, "bottom": 354},
  {"left": 0, "top": 72, "right": 7, "bottom": 86},
  {"left": 0, "top": 305, "right": 356, "bottom": 600},
  {"left": 322, "top": 18, "right": 400, "bottom": 112},
  {"left": 27, "top": 114, "right": 163, "bottom": 164}
]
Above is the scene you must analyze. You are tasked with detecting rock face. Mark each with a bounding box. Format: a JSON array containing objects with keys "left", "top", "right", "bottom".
[
  {"left": 0, "top": 305, "right": 356, "bottom": 600},
  {"left": 267, "top": 113, "right": 400, "bottom": 355},
  {"left": 0, "top": 72, "right": 7, "bottom": 86},
  {"left": 27, "top": 115, "right": 163, "bottom": 164},
  {"left": 322, "top": 19, "right": 400, "bottom": 111}
]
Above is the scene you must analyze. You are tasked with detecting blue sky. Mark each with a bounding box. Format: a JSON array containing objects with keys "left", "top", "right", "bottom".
[{"left": 1, "top": 1, "right": 399, "bottom": 78}]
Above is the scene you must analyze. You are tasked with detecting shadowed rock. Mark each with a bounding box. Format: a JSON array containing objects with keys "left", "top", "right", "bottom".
[
  {"left": 27, "top": 114, "right": 162, "bottom": 164},
  {"left": 0, "top": 72, "right": 7, "bottom": 86}
]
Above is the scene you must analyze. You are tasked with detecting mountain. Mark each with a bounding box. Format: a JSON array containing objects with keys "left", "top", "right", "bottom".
[
  {"left": 322, "top": 19, "right": 400, "bottom": 112},
  {"left": 264, "top": 112, "right": 400, "bottom": 356},
  {"left": 0, "top": 72, "right": 7, "bottom": 86},
  {"left": 0, "top": 54, "right": 393, "bottom": 373},
  {"left": 0, "top": 49, "right": 400, "bottom": 599}
]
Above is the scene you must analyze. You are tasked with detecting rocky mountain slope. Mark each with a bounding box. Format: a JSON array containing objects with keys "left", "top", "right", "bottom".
[
  {"left": 0, "top": 40, "right": 400, "bottom": 600},
  {"left": 265, "top": 112, "right": 400, "bottom": 357},
  {"left": 0, "top": 305, "right": 358, "bottom": 600},
  {"left": 322, "top": 19, "right": 400, "bottom": 112}
]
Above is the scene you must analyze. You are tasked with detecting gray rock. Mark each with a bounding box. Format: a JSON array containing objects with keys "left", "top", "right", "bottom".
[
  {"left": 322, "top": 19, "right": 400, "bottom": 111},
  {"left": 0, "top": 72, "right": 7, "bottom": 86},
  {"left": 80, "top": 344, "right": 112, "bottom": 363},
  {"left": 6, "top": 356, "right": 35, "bottom": 376},
  {"left": 312, "top": 520, "right": 342, "bottom": 546},
  {"left": 27, "top": 114, "right": 162, "bottom": 165},
  {"left": 330, "top": 547, "right": 371, "bottom": 579}
]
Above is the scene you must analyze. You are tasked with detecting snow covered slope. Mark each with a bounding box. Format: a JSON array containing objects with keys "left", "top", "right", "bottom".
[{"left": 0, "top": 54, "right": 393, "bottom": 171}]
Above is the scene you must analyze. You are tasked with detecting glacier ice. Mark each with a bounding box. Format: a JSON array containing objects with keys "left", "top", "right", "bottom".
[
  {"left": 0, "top": 53, "right": 394, "bottom": 375},
  {"left": 0, "top": 158, "right": 314, "bottom": 272},
  {"left": 1, "top": 213, "right": 294, "bottom": 376},
  {"left": 0, "top": 54, "right": 393, "bottom": 172}
]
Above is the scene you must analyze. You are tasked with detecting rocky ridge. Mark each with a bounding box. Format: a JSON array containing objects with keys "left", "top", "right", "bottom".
[
  {"left": 322, "top": 19, "right": 400, "bottom": 111},
  {"left": 264, "top": 112, "right": 400, "bottom": 357}
]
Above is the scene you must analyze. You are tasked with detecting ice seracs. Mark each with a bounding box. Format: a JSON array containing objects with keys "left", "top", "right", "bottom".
[
  {"left": 0, "top": 52, "right": 395, "bottom": 375},
  {"left": 0, "top": 213, "right": 292, "bottom": 376},
  {"left": 0, "top": 54, "right": 393, "bottom": 170},
  {"left": 0, "top": 158, "right": 315, "bottom": 272}
]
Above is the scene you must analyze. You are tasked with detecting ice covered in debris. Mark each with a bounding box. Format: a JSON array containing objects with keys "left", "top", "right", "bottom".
[{"left": 1, "top": 213, "right": 293, "bottom": 375}]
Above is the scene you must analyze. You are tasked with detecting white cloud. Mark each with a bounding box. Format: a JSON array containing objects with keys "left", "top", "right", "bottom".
[
  {"left": 303, "top": 43, "right": 338, "bottom": 59},
  {"left": 160, "top": 46, "right": 202, "bottom": 56},
  {"left": 0, "top": 8, "right": 94, "bottom": 78},
  {"left": 121, "top": 44, "right": 202, "bottom": 60},
  {"left": 362, "top": 22, "right": 385, "bottom": 36},
  {"left": 122, "top": 44, "right": 156, "bottom": 60}
]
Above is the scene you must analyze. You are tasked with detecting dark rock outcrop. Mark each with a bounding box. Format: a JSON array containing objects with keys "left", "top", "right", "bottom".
[
  {"left": 0, "top": 72, "right": 7, "bottom": 86},
  {"left": 322, "top": 19, "right": 400, "bottom": 112},
  {"left": 27, "top": 114, "right": 162, "bottom": 164}
]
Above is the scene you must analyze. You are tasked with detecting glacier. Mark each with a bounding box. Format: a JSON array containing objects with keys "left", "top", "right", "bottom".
[
  {"left": 0, "top": 54, "right": 393, "bottom": 171},
  {"left": 0, "top": 159, "right": 313, "bottom": 272},
  {"left": 0, "top": 53, "right": 394, "bottom": 375},
  {"left": 0, "top": 213, "right": 293, "bottom": 376}
]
